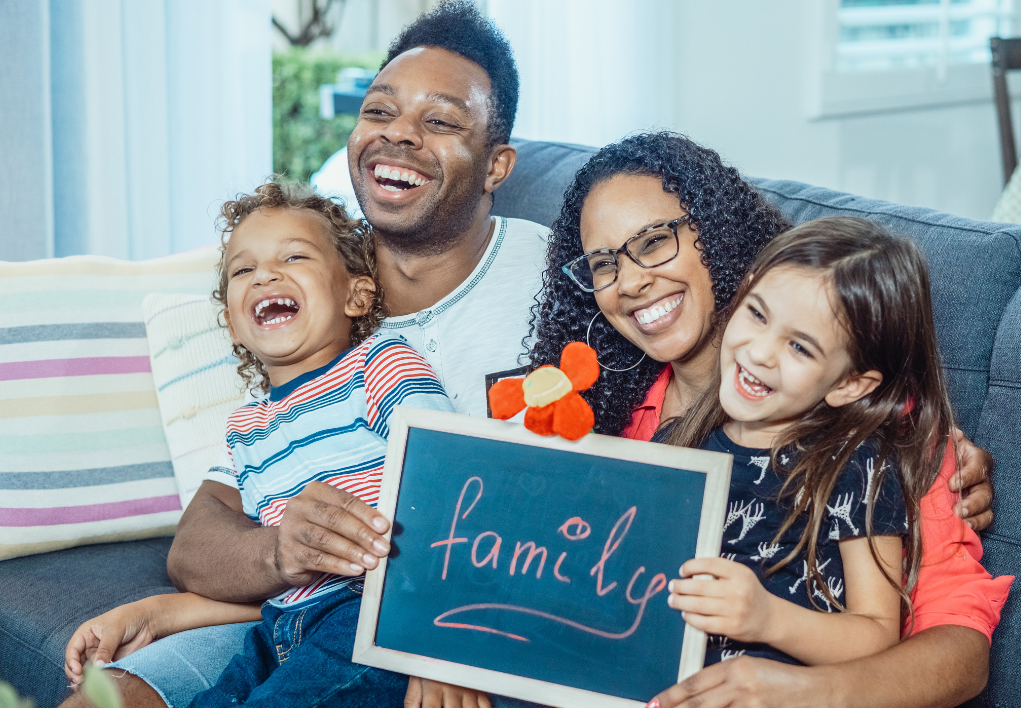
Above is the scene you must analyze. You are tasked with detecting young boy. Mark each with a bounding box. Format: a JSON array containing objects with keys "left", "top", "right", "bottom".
[{"left": 65, "top": 183, "right": 454, "bottom": 705}]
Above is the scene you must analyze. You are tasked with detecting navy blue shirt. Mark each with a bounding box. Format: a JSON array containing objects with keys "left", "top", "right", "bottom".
[{"left": 655, "top": 427, "right": 907, "bottom": 665}]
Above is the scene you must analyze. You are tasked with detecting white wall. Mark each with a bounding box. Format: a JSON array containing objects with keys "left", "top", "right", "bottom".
[{"left": 490, "top": 0, "right": 1015, "bottom": 221}]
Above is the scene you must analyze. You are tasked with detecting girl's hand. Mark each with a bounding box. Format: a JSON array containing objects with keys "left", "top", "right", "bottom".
[
  {"left": 64, "top": 601, "right": 159, "bottom": 686},
  {"left": 667, "top": 557, "right": 779, "bottom": 645},
  {"left": 405, "top": 677, "right": 492, "bottom": 708}
]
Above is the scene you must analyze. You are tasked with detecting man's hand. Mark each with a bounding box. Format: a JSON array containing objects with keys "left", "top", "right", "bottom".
[
  {"left": 951, "top": 429, "right": 994, "bottom": 532},
  {"left": 405, "top": 677, "right": 492, "bottom": 708},
  {"left": 648, "top": 655, "right": 818, "bottom": 708},
  {"left": 274, "top": 481, "right": 392, "bottom": 587}
]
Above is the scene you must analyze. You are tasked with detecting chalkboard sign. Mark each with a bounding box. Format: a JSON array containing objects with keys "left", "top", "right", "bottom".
[{"left": 353, "top": 407, "right": 732, "bottom": 708}]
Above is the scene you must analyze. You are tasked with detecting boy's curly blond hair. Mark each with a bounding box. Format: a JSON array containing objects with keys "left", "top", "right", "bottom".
[{"left": 212, "top": 182, "right": 384, "bottom": 394}]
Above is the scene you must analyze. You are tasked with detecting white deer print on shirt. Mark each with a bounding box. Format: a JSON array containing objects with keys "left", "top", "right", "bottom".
[
  {"left": 749, "top": 455, "right": 770, "bottom": 485},
  {"left": 721, "top": 649, "right": 747, "bottom": 661},
  {"left": 812, "top": 575, "right": 846, "bottom": 613},
  {"left": 751, "top": 541, "right": 781, "bottom": 561},
  {"left": 724, "top": 500, "right": 766, "bottom": 544},
  {"left": 789, "top": 558, "right": 833, "bottom": 595},
  {"left": 826, "top": 492, "right": 860, "bottom": 538}
]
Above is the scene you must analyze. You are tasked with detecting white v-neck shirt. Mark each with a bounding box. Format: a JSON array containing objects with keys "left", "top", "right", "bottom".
[{"left": 380, "top": 216, "right": 549, "bottom": 418}]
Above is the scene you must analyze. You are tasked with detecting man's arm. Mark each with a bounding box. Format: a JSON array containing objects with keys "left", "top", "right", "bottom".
[
  {"left": 650, "top": 625, "right": 988, "bottom": 708},
  {"left": 167, "top": 479, "right": 392, "bottom": 602}
]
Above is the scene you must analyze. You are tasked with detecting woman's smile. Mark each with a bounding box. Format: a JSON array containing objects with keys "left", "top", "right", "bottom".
[{"left": 631, "top": 292, "right": 684, "bottom": 330}]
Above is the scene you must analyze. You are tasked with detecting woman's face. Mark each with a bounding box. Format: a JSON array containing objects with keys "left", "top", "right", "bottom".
[{"left": 579, "top": 174, "right": 717, "bottom": 364}]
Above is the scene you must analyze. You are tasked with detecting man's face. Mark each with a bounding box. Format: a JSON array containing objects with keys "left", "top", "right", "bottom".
[{"left": 348, "top": 47, "right": 495, "bottom": 251}]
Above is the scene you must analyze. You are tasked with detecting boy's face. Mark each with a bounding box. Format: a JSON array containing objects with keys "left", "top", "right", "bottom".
[{"left": 223, "top": 208, "right": 374, "bottom": 387}]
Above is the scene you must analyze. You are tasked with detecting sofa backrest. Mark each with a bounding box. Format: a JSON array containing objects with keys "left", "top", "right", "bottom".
[{"left": 494, "top": 137, "right": 1019, "bottom": 707}]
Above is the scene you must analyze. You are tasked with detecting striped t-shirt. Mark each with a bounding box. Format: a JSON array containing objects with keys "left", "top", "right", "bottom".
[{"left": 213, "top": 333, "right": 453, "bottom": 607}]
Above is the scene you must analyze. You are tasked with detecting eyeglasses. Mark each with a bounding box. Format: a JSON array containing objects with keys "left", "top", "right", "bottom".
[{"left": 561, "top": 217, "right": 690, "bottom": 293}]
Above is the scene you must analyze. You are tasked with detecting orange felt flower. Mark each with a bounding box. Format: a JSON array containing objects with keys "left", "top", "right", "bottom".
[{"left": 488, "top": 342, "right": 599, "bottom": 441}]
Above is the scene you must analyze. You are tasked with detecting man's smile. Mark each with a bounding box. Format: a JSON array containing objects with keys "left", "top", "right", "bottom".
[{"left": 373, "top": 163, "right": 432, "bottom": 191}]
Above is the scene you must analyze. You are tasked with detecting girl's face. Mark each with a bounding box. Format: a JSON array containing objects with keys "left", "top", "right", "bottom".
[
  {"left": 719, "top": 265, "right": 879, "bottom": 448},
  {"left": 579, "top": 174, "right": 717, "bottom": 365}
]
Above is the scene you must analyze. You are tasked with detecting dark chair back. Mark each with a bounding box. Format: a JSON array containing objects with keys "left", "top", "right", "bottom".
[{"left": 990, "top": 37, "right": 1021, "bottom": 183}]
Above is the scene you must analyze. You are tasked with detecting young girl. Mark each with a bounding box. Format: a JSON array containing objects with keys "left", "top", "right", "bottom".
[
  {"left": 64, "top": 182, "right": 455, "bottom": 704},
  {"left": 662, "top": 216, "right": 954, "bottom": 667}
]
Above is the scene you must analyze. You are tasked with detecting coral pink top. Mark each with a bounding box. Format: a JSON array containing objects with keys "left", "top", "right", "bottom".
[{"left": 623, "top": 365, "right": 1013, "bottom": 642}]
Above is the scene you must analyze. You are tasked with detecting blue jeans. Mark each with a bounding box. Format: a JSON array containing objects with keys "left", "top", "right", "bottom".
[
  {"left": 188, "top": 586, "right": 406, "bottom": 707},
  {"left": 107, "top": 597, "right": 544, "bottom": 708}
]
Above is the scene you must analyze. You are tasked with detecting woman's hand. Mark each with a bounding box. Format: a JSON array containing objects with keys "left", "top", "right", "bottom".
[
  {"left": 64, "top": 600, "right": 159, "bottom": 686},
  {"left": 951, "top": 429, "right": 994, "bottom": 531},
  {"left": 667, "top": 558, "right": 779, "bottom": 645},
  {"left": 405, "top": 677, "right": 492, "bottom": 708},
  {"left": 646, "top": 655, "right": 819, "bottom": 708}
]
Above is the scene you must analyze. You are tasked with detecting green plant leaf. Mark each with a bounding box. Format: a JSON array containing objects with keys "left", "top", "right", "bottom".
[
  {"left": 82, "top": 663, "right": 122, "bottom": 708},
  {"left": 273, "top": 48, "right": 383, "bottom": 183},
  {"left": 0, "top": 681, "right": 33, "bottom": 708}
]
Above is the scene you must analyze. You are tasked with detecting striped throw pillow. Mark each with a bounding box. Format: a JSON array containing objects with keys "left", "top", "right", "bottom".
[
  {"left": 0, "top": 247, "right": 219, "bottom": 560},
  {"left": 141, "top": 293, "right": 250, "bottom": 509}
]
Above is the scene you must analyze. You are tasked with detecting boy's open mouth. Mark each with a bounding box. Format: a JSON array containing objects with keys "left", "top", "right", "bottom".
[
  {"left": 373, "top": 163, "right": 431, "bottom": 193},
  {"left": 253, "top": 297, "right": 300, "bottom": 326}
]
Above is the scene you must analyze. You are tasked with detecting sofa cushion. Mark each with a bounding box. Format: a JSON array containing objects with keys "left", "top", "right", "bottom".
[
  {"left": 141, "top": 293, "right": 249, "bottom": 509},
  {"left": 0, "top": 537, "right": 176, "bottom": 708},
  {"left": 749, "top": 178, "right": 1021, "bottom": 441},
  {"left": 0, "top": 247, "right": 218, "bottom": 560}
]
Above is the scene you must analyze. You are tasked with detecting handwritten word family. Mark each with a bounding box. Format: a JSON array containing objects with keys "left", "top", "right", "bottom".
[{"left": 428, "top": 477, "right": 669, "bottom": 642}]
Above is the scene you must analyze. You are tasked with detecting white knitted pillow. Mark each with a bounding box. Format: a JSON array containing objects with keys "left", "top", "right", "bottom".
[{"left": 141, "top": 293, "right": 252, "bottom": 508}]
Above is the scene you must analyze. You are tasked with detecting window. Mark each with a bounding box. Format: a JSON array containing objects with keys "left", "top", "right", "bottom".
[{"left": 808, "top": 0, "right": 1019, "bottom": 117}]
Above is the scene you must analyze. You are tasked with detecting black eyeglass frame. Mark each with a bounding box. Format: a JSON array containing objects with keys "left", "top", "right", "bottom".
[{"left": 561, "top": 216, "right": 691, "bottom": 293}]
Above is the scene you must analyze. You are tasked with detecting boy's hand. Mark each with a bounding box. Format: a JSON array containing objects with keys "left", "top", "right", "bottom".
[
  {"left": 64, "top": 602, "right": 158, "bottom": 686},
  {"left": 274, "top": 481, "right": 392, "bottom": 586},
  {"left": 405, "top": 677, "right": 492, "bottom": 708},
  {"left": 667, "top": 558, "right": 778, "bottom": 645}
]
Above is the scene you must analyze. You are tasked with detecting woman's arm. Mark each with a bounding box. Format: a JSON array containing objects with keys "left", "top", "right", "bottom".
[
  {"left": 669, "top": 535, "right": 902, "bottom": 665},
  {"left": 649, "top": 624, "right": 988, "bottom": 708},
  {"left": 64, "top": 592, "right": 262, "bottom": 685}
]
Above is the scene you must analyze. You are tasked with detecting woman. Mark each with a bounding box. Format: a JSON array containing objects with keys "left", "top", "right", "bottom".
[{"left": 525, "top": 131, "right": 1005, "bottom": 708}]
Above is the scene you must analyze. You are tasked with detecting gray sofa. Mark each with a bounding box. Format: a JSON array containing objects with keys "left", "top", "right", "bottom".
[{"left": 1, "top": 138, "right": 1017, "bottom": 707}]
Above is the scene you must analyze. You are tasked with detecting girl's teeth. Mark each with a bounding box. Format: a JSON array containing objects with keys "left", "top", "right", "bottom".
[{"left": 738, "top": 367, "right": 772, "bottom": 397}]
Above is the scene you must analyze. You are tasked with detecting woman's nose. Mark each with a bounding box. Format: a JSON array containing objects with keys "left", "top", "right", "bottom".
[{"left": 614, "top": 256, "right": 653, "bottom": 297}]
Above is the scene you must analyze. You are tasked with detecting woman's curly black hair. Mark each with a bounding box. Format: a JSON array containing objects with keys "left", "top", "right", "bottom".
[
  {"left": 528, "top": 132, "right": 791, "bottom": 436},
  {"left": 212, "top": 182, "right": 384, "bottom": 394}
]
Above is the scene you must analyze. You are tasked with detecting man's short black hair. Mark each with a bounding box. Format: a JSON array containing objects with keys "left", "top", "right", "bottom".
[{"left": 382, "top": 1, "right": 518, "bottom": 147}]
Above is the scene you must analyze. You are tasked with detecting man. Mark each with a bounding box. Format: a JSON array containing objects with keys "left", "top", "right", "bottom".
[{"left": 62, "top": 3, "right": 998, "bottom": 708}]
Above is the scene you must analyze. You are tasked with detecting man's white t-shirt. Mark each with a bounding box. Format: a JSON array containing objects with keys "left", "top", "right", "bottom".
[{"left": 379, "top": 216, "right": 547, "bottom": 418}]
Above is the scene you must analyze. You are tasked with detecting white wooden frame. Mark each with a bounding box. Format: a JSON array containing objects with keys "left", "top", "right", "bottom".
[{"left": 353, "top": 406, "right": 733, "bottom": 708}]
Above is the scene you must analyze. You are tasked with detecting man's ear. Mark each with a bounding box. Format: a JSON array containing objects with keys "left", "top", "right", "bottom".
[
  {"left": 484, "top": 144, "right": 517, "bottom": 194},
  {"left": 223, "top": 308, "right": 241, "bottom": 346},
  {"left": 825, "top": 370, "right": 883, "bottom": 408},
  {"left": 345, "top": 276, "right": 377, "bottom": 317}
]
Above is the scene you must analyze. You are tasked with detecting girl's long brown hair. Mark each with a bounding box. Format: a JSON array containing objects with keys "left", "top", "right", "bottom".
[{"left": 666, "top": 217, "right": 955, "bottom": 621}]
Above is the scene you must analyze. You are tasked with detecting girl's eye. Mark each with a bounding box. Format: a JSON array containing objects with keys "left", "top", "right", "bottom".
[
  {"left": 286, "top": 254, "right": 306, "bottom": 263},
  {"left": 791, "top": 341, "right": 813, "bottom": 358},
  {"left": 747, "top": 305, "right": 765, "bottom": 323}
]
